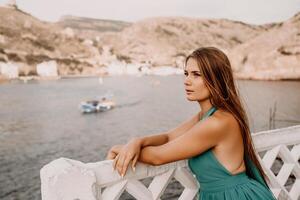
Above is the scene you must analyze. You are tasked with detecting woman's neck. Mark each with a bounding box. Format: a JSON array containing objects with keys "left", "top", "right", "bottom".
[{"left": 198, "top": 99, "right": 214, "bottom": 119}]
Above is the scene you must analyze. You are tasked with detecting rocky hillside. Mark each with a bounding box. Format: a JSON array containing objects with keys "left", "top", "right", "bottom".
[
  {"left": 0, "top": 7, "right": 102, "bottom": 76},
  {"left": 57, "top": 15, "right": 131, "bottom": 39},
  {"left": 0, "top": 5, "right": 299, "bottom": 80},
  {"left": 229, "top": 12, "right": 300, "bottom": 80},
  {"left": 97, "top": 17, "right": 268, "bottom": 66}
]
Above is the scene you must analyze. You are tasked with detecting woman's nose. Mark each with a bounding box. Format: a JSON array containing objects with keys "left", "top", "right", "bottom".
[{"left": 184, "top": 76, "right": 191, "bottom": 86}]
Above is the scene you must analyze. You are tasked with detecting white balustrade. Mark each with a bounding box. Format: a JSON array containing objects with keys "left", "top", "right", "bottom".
[{"left": 40, "top": 125, "right": 300, "bottom": 200}]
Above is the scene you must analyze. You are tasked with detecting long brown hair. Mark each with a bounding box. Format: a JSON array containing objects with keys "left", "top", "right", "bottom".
[{"left": 185, "top": 47, "right": 269, "bottom": 185}]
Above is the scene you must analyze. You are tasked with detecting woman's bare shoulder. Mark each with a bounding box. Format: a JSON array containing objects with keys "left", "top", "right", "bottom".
[{"left": 209, "top": 110, "right": 240, "bottom": 133}]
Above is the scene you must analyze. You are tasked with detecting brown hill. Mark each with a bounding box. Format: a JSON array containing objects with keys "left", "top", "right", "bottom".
[
  {"left": 0, "top": 6, "right": 99, "bottom": 75},
  {"left": 97, "top": 16, "right": 267, "bottom": 66},
  {"left": 228, "top": 12, "right": 300, "bottom": 80},
  {"left": 57, "top": 15, "right": 131, "bottom": 39},
  {"left": 0, "top": 5, "right": 299, "bottom": 80}
]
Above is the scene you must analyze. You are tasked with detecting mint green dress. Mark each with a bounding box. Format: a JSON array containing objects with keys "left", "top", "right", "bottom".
[{"left": 188, "top": 107, "right": 276, "bottom": 200}]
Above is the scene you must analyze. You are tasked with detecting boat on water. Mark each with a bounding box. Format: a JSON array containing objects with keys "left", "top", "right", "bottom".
[{"left": 79, "top": 94, "right": 116, "bottom": 113}]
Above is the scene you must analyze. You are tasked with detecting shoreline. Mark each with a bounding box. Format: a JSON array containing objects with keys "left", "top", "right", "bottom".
[{"left": 1, "top": 74, "right": 300, "bottom": 84}]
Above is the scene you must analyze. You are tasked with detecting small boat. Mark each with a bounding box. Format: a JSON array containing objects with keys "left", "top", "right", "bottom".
[{"left": 79, "top": 94, "right": 115, "bottom": 113}]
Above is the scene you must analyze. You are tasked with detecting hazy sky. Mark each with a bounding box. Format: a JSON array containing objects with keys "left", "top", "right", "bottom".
[{"left": 1, "top": 0, "right": 300, "bottom": 24}]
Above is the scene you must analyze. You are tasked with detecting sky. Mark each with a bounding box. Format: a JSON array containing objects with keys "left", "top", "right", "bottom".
[{"left": 1, "top": 0, "right": 300, "bottom": 24}]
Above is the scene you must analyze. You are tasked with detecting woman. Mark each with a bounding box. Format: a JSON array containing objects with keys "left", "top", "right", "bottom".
[{"left": 106, "top": 47, "right": 276, "bottom": 200}]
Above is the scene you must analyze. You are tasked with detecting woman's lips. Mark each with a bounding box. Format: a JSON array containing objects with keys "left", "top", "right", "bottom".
[{"left": 185, "top": 89, "right": 194, "bottom": 93}]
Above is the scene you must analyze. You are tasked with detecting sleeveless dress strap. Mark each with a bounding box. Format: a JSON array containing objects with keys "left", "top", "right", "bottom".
[{"left": 200, "top": 106, "right": 217, "bottom": 121}]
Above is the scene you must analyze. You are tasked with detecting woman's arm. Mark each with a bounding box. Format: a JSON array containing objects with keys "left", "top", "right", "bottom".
[
  {"left": 166, "top": 111, "right": 200, "bottom": 141},
  {"left": 136, "top": 112, "right": 201, "bottom": 147},
  {"left": 109, "top": 111, "right": 200, "bottom": 158},
  {"left": 138, "top": 115, "right": 229, "bottom": 165},
  {"left": 137, "top": 133, "right": 169, "bottom": 148},
  {"left": 111, "top": 112, "right": 201, "bottom": 176}
]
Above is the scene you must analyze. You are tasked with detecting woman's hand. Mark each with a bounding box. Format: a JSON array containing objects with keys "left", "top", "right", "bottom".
[
  {"left": 106, "top": 144, "right": 124, "bottom": 160},
  {"left": 113, "top": 138, "right": 142, "bottom": 177}
]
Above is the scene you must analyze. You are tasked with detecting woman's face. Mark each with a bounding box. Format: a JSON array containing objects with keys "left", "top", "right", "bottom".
[{"left": 184, "top": 57, "right": 211, "bottom": 102}]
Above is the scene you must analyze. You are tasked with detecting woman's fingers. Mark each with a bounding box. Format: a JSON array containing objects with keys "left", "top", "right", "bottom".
[
  {"left": 110, "top": 139, "right": 142, "bottom": 177},
  {"left": 132, "top": 154, "right": 138, "bottom": 172},
  {"left": 106, "top": 151, "right": 117, "bottom": 160},
  {"left": 114, "top": 153, "right": 136, "bottom": 177},
  {"left": 116, "top": 154, "right": 126, "bottom": 176},
  {"left": 121, "top": 156, "right": 132, "bottom": 177}
]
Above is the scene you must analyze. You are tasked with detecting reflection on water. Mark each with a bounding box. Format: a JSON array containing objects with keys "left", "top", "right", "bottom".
[{"left": 0, "top": 76, "right": 299, "bottom": 199}]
